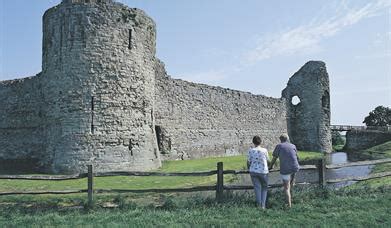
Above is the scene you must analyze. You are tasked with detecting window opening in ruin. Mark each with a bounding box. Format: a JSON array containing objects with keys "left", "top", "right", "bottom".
[
  {"left": 128, "top": 29, "right": 132, "bottom": 49},
  {"left": 155, "top": 125, "right": 163, "bottom": 153},
  {"left": 322, "top": 91, "right": 330, "bottom": 110},
  {"left": 91, "top": 96, "right": 95, "bottom": 134},
  {"left": 291, "top": 95, "right": 301, "bottom": 106},
  {"left": 129, "top": 139, "right": 134, "bottom": 156}
]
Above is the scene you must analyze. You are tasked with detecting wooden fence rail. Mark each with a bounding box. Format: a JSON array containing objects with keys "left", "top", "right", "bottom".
[
  {"left": 327, "top": 171, "right": 391, "bottom": 184},
  {"left": 223, "top": 164, "right": 317, "bottom": 175},
  {"left": 326, "top": 158, "right": 391, "bottom": 169},
  {"left": 0, "top": 158, "right": 390, "bottom": 208},
  {"left": 0, "top": 190, "right": 87, "bottom": 196},
  {"left": 0, "top": 174, "right": 87, "bottom": 180},
  {"left": 95, "top": 171, "right": 218, "bottom": 177}
]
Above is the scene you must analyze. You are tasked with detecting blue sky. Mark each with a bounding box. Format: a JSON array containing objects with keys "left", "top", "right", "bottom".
[{"left": 0, "top": 0, "right": 390, "bottom": 126}]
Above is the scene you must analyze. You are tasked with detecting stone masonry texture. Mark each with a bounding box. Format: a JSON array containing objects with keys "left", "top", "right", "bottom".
[
  {"left": 282, "top": 61, "right": 332, "bottom": 153},
  {"left": 155, "top": 60, "right": 288, "bottom": 160},
  {"left": 344, "top": 130, "right": 391, "bottom": 151},
  {"left": 0, "top": 0, "right": 332, "bottom": 174}
]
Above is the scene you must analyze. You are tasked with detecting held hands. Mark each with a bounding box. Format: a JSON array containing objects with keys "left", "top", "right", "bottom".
[{"left": 268, "top": 160, "right": 273, "bottom": 170}]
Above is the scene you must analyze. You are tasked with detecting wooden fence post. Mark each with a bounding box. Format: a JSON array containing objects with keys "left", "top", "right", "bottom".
[
  {"left": 88, "top": 165, "right": 94, "bottom": 208},
  {"left": 317, "top": 158, "right": 326, "bottom": 187},
  {"left": 216, "top": 162, "right": 224, "bottom": 203}
]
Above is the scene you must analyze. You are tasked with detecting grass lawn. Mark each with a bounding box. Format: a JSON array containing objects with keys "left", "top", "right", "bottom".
[
  {"left": 0, "top": 151, "right": 321, "bottom": 193},
  {"left": 0, "top": 148, "right": 389, "bottom": 226},
  {"left": 0, "top": 186, "right": 390, "bottom": 227}
]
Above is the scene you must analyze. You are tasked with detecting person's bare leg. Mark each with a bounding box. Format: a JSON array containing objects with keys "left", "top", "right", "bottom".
[
  {"left": 283, "top": 180, "right": 291, "bottom": 208},
  {"left": 290, "top": 173, "right": 296, "bottom": 188}
]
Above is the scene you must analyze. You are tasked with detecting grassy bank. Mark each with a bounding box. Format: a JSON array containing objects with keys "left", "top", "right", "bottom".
[
  {"left": 0, "top": 186, "right": 390, "bottom": 227},
  {"left": 355, "top": 141, "right": 391, "bottom": 188},
  {"left": 0, "top": 148, "right": 389, "bottom": 226}
]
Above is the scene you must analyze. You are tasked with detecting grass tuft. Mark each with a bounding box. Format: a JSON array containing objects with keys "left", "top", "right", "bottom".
[{"left": 0, "top": 186, "right": 390, "bottom": 227}]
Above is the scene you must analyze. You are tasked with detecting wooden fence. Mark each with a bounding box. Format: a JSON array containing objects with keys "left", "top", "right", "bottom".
[{"left": 0, "top": 158, "right": 390, "bottom": 207}]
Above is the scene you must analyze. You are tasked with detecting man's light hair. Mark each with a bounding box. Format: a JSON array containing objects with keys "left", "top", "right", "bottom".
[{"left": 279, "top": 134, "right": 289, "bottom": 142}]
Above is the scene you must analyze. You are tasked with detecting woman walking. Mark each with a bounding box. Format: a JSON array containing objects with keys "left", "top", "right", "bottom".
[{"left": 247, "top": 136, "right": 270, "bottom": 209}]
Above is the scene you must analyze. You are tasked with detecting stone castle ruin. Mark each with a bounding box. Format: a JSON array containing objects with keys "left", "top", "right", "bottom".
[{"left": 0, "top": 0, "right": 331, "bottom": 174}]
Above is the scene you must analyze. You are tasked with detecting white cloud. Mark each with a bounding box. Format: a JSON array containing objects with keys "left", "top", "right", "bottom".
[
  {"left": 176, "top": 0, "right": 390, "bottom": 84},
  {"left": 242, "top": 0, "right": 391, "bottom": 66}
]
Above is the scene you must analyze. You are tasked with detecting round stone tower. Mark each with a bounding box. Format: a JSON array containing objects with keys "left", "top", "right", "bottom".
[
  {"left": 282, "top": 61, "right": 332, "bottom": 153},
  {"left": 40, "top": 0, "right": 160, "bottom": 173}
]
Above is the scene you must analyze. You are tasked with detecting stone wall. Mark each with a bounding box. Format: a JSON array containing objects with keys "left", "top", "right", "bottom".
[
  {"left": 0, "top": 76, "right": 43, "bottom": 172},
  {"left": 344, "top": 130, "right": 391, "bottom": 151},
  {"left": 0, "top": 0, "right": 333, "bottom": 174},
  {"left": 39, "top": 0, "right": 160, "bottom": 173},
  {"left": 0, "top": 0, "right": 161, "bottom": 174},
  {"left": 282, "top": 61, "right": 332, "bottom": 153},
  {"left": 155, "top": 60, "right": 288, "bottom": 160}
]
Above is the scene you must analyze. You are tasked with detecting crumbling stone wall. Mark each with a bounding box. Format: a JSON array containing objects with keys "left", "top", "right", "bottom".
[
  {"left": 39, "top": 0, "right": 160, "bottom": 173},
  {"left": 344, "top": 130, "right": 391, "bottom": 151},
  {"left": 0, "top": 0, "right": 160, "bottom": 174},
  {"left": 0, "top": 76, "right": 43, "bottom": 171},
  {"left": 155, "top": 60, "right": 288, "bottom": 159},
  {"left": 282, "top": 61, "right": 332, "bottom": 153},
  {"left": 0, "top": 0, "right": 333, "bottom": 174}
]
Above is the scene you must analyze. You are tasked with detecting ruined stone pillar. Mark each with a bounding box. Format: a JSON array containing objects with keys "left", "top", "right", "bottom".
[
  {"left": 41, "top": 0, "right": 160, "bottom": 173},
  {"left": 282, "top": 61, "right": 332, "bottom": 153}
]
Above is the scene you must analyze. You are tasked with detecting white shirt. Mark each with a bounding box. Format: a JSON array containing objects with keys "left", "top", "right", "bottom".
[{"left": 247, "top": 146, "right": 269, "bottom": 174}]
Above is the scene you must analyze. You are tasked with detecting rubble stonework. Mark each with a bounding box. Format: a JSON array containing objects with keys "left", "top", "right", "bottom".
[
  {"left": 344, "top": 130, "right": 391, "bottom": 151},
  {"left": 154, "top": 60, "right": 288, "bottom": 160},
  {"left": 0, "top": 0, "right": 332, "bottom": 174},
  {"left": 282, "top": 61, "right": 332, "bottom": 153}
]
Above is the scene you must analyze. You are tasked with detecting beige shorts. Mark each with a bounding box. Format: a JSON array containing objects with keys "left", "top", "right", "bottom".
[{"left": 280, "top": 173, "right": 294, "bottom": 181}]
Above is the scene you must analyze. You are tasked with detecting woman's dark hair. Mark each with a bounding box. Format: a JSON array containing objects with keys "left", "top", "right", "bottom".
[{"left": 252, "top": 136, "right": 262, "bottom": 146}]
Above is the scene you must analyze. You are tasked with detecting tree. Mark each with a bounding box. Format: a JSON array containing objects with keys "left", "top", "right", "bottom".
[
  {"left": 332, "top": 131, "right": 344, "bottom": 146},
  {"left": 363, "top": 106, "right": 391, "bottom": 126}
]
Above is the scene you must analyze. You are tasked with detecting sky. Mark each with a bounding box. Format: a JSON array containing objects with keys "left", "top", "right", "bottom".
[{"left": 0, "top": 0, "right": 390, "bottom": 126}]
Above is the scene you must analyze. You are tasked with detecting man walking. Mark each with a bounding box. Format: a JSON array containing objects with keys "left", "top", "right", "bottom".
[{"left": 269, "top": 134, "right": 299, "bottom": 208}]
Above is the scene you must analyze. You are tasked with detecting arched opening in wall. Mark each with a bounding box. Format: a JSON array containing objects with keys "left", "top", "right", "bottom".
[
  {"left": 155, "top": 125, "right": 163, "bottom": 152},
  {"left": 331, "top": 130, "right": 346, "bottom": 152},
  {"left": 291, "top": 95, "right": 301, "bottom": 106},
  {"left": 128, "top": 29, "right": 132, "bottom": 49},
  {"left": 322, "top": 91, "right": 330, "bottom": 111},
  {"left": 155, "top": 125, "right": 172, "bottom": 155}
]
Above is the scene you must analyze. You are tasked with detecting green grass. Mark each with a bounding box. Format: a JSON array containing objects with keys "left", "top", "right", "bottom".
[
  {"left": 162, "top": 150, "right": 321, "bottom": 172},
  {"left": 160, "top": 155, "right": 246, "bottom": 172},
  {"left": 333, "top": 144, "right": 345, "bottom": 151},
  {"left": 0, "top": 186, "right": 390, "bottom": 227},
  {"left": 0, "top": 149, "right": 389, "bottom": 226},
  {"left": 361, "top": 141, "right": 391, "bottom": 176},
  {"left": 0, "top": 151, "right": 321, "bottom": 193},
  {"left": 355, "top": 141, "right": 391, "bottom": 187},
  {"left": 297, "top": 150, "right": 322, "bottom": 162},
  {"left": 361, "top": 141, "right": 391, "bottom": 160}
]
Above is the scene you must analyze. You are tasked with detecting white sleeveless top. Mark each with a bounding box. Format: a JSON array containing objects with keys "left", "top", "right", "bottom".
[{"left": 247, "top": 146, "right": 269, "bottom": 174}]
